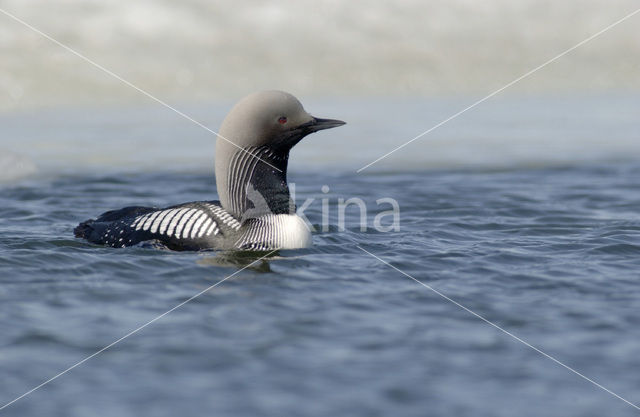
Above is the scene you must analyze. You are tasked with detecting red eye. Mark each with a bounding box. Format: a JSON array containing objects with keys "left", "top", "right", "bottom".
[{"left": 278, "top": 116, "right": 287, "bottom": 124}]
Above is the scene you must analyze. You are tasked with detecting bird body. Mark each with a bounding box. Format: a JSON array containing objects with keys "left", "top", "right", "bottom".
[{"left": 74, "top": 91, "right": 344, "bottom": 251}]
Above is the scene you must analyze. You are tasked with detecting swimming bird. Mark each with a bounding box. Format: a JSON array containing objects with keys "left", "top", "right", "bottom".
[{"left": 74, "top": 91, "right": 345, "bottom": 251}]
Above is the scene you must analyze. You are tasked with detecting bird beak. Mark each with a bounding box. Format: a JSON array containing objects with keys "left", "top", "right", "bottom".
[{"left": 300, "top": 117, "right": 346, "bottom": 133}]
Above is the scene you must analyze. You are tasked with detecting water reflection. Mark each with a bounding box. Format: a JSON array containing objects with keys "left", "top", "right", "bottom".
[{"left": 197, "top": 250, "right": 279, "bottom": 272}]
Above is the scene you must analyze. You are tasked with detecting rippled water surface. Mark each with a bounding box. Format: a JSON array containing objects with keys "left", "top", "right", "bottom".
[{"left": 1, "top": 162, "right": 640, "bottom": 416}]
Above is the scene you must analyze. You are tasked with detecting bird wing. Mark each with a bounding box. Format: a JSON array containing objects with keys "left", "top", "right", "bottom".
[{"left": 76, "top": 201, "right": 241, "bottom": 250}]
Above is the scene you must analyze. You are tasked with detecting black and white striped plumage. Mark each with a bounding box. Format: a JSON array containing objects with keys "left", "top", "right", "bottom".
[
  {"left": 74, "top": 90, "right": 344, "bottom": 251},
  {"left": 74, "top": 201, "right": 313, "bottom": 251},
  {"left": 75, "top": 201, "right": 242, "bottom": 251}
]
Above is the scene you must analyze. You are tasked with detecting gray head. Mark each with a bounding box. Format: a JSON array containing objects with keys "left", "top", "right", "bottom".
[{"left": 215, "top": 91, "right": 345, "bottom": 219}]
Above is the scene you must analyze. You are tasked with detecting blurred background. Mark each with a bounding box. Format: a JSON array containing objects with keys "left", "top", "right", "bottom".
[{"left": 0, "top": 0, "right": 639, "bottom": 178}]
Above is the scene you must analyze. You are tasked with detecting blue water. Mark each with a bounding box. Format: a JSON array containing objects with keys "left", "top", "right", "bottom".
[{"left": 1, "top": 161, "right": 640, "bottom": 416}]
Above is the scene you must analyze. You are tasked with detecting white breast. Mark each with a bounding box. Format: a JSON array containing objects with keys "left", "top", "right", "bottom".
[
  {"left": 238, "top": 214, "right": 312, "bottom": 250},
  {"left": 273, "top": 214, "right": 313, "bottom": 249}
]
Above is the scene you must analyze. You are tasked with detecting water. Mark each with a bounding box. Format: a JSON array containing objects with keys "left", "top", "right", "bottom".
[
  {"left": 1, "top": 96, "right": 640, "bottom": 416},
  {"left": 2, "top": 0, "right": 640, "bottom": 110}
]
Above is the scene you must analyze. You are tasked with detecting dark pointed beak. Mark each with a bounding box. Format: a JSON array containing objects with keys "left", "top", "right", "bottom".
[{"left": 300, "top": 117, "right": 346, "bottom": 133}]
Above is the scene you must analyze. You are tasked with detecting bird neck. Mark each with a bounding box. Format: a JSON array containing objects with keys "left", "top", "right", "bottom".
[{"left": 215, "top": 145, "right": 294, "bottom": 221}]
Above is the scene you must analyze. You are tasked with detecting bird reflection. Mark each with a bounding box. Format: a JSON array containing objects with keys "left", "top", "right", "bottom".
[{"left": 197, "top": 250, "right": 279, "bottom": 272}]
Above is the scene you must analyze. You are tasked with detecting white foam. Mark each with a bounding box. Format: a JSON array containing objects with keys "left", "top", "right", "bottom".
[
  {"left": 0, "top": 0, "right": 639, "bottom": 110},
  {"left": 0, "top": 149, "right": 37, "bottom": 183}
]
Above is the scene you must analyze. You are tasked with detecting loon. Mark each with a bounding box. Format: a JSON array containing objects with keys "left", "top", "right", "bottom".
[{"left": 74, "top": 90, "right": 345, "bottom": 251}]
